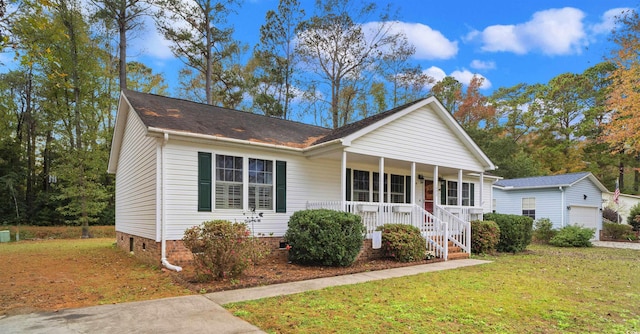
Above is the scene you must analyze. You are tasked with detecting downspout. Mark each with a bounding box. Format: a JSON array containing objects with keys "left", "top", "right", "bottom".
[
  {"left": 559, "top": 186, "right": 565, "bottom": 228},
  {"left": 161, "top": 132, "right": 182, "bottom": 272}
]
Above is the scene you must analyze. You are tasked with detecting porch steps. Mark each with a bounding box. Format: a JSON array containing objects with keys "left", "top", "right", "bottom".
[{"left": 436, "top": 240, "right": 470, "bottom": 260}]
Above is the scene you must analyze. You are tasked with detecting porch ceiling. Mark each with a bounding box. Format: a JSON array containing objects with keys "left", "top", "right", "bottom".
[{"left": 308, "top": 149, "right": 475, "bottom": 178}]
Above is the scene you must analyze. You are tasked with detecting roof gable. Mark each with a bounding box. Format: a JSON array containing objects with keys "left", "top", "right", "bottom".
[{"left": 494, "top": 172, "right": 609, "bottom": 192}]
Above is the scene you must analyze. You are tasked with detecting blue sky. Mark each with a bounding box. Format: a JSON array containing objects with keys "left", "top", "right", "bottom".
[{"left": 129, "top": 0, "right": 636, "bottom": 96}]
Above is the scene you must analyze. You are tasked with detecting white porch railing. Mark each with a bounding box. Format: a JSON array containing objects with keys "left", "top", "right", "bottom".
[{"left": 306, "top": 201, "right": 475, "bottom": 260}]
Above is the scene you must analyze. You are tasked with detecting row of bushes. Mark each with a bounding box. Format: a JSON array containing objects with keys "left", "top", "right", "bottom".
[{"left": 183, "top": 209, "right": 439, "bottom": 281}]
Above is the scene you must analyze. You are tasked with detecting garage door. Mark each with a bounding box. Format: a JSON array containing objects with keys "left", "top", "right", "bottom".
[{"left": 569, "top": 206, "right": 598, "bottom": 229}]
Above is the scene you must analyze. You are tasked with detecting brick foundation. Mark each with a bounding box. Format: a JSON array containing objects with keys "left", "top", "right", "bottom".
[{"left": 116, "top": 231, "right": 384, "bottom": 267}]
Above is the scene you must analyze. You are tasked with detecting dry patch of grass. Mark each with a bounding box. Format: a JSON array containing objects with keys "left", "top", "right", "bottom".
[
  {"left": 0, "top": 225, "right": 116, "bottom": 240},
  {"left": 226, "top": 245, "right": 640, "bottom": 333},
  {"left": 0, "top": 238, "right": 192, "bottom": 315}
]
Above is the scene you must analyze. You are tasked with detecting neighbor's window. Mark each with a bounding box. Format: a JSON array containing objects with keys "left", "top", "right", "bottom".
[
  {"left": 522, "top": 197, "right": 535, "bottom": 219},
  {"left": 216, "top": 155, "right": 243, "bottom": 209},
  {"left": 248, "top": 158, "right": 273, "bottom": 210}
]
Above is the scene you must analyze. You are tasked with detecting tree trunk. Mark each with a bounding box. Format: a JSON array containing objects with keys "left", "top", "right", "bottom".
[{"left": 118, "top": 0, "right": 127, "bottom": 90}]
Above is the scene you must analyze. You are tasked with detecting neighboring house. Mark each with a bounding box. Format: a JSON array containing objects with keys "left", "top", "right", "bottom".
[
  {"left": 493, "top": 172, "right": 608, "bottom": 239},
  {"left": 107, "top": 90, "right": 496, "bottom": 270},
  {"left": 603, "top": 192, "right": 640, "bottom": 223}
]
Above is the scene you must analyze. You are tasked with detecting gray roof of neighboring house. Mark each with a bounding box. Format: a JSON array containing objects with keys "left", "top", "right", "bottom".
[{"left": 494, "top": 172, "right": 608, "bottom": 191}]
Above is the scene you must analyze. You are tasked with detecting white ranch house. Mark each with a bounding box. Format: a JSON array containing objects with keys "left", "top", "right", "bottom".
[{"left": 108, "top": 90, "right": 497, "bottom": 271}]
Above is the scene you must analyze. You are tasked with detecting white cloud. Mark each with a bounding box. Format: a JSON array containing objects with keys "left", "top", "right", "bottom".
[
  {"left": 423, "top": 66, "right": 492, "bottom": 90},
  {"left": 469, "top": 7, "right": 587, "bottom": 55},
  {"left": 129, "top": 15, "right": 175, "bottom": 61},
  {"left": 470, "top": 59, "right": 496, "bottom": 71},
  {"left": 423, "top": 66, "right": 447, "bottom": 83},
  {"left": 451, "top": 70, "right": 492, "bottom": 90},
  {"left": 380, "top": 21, "right": 458, "bottom": 60},
  {"left": 591, "top": 7, "right": 633, "bottom": 35}
]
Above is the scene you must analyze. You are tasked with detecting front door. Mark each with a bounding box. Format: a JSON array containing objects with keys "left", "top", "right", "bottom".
[{"left": 424, "top": 180, "right": 434, "bottom": 213}]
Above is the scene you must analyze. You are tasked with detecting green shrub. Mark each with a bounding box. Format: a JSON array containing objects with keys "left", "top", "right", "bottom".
[
  {"left": 602, "top": 222, "right": 637, "bottom": 240},
  {"left": 549, "top": 225, "right": 595, "bottom": 247},
  {"left": 284, "top": 209, "right": 365, "bottom": 267},
  {"left": 183, "top": 220, "right": 270, "bottom": 281},
  {"left": 470, "top": 220, "right": 500, "bottom": 254},
  {"left": 376, "top": 224, "right": 426, "bottom": 262},
  {"left": 483, "top": 213, "right": 533, "bottom": 253},
  {"left": 627, "top": 203, "right": 640, "bottom": 231},
  {"left": 533, "top": 218, "right": 556, "bottom": 244}
]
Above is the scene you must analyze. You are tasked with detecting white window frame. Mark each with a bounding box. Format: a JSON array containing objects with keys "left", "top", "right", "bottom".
[{"left": 522, "top": 197, "right": 536, "bottom": 219}]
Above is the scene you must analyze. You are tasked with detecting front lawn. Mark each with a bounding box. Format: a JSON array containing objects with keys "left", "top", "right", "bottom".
[
  {"left": 226, "top": 245, "right": 640, "bottom": 333},
  {"left": 0, "top": 238, "right": 192, "bottom": 315}
]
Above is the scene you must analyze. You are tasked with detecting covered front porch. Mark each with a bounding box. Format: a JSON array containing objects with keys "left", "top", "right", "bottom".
[{"left": 305, "top": 151, "right": 491, "bottom": 261}]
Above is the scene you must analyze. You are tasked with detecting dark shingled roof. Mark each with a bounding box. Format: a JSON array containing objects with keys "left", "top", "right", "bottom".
[
  {"left": 123, "top": 90, "right": 331, "bottom": 148},
  {"left": 494, "top": 172, "right": 591, "bottom": 189}
]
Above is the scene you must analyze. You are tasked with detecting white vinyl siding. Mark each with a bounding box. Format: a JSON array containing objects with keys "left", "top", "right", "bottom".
[
  {"left": 114, "top": 110, "right": 157, "bottom": 240},
  {"left": 347, "top": 105, "right": 485, "bottom": 172},
  {"left": 161, "top": 140, "right": 341, "bottom": 240}
]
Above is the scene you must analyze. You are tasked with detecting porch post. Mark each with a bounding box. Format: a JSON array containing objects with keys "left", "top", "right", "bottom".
[
  {"left": 341, "top": 151, "right": 347, "bottom": 211},
  {"left": 411, "top": 162, "right": 416, "bottom": 205},
  {"left": 479, "top": 172, "right": 484, "bottom": 208},
  {"left": 457, "top": 169, "right": 463, "bottom": 207},
  {"left": 433, "top": 165, "right": 439, "bottom": 205},
  {"left": 379, "top": 157, "right": 384, "bottom": 226}
]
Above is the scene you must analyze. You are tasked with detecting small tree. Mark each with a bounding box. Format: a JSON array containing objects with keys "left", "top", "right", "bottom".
[{"left": 627, "top": 203, "right": 640, "bottom": 231}]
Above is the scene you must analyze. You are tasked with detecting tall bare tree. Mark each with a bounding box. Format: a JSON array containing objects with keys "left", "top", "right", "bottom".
[
  {"left": 155, "top": 0, "right": 242, "bottom": 105},
  {"left": 295, "top": 0, "right": 404, "bottom": 128},
  {"left": 90, "top": 0, "right": 149, "bottom": 91},
  {"left": 251, "top": 0, "right": 304, "bottom": 119}
]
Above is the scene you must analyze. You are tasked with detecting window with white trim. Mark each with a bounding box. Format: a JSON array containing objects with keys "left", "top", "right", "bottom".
[
  {"left": 373, "top": 172, "right": 388, "bottom": 203},
  {"left": 248, "top": 158, "right": 273, "bottom": 210},
  {"left": 390, "top": 174, "right": 405, "bottom": 203},
  {"left": 442, "top": 181, "right": 474, "bottom": 206},
  {"left": 446, "top": 181, "right": 458, "bottom": 205},
  {"left": 215, "top": 155, "right": 243, "bottom": 209},
  {"left": 522, "top": 197, "right": 535, "bottom": 219},
  {"left": 353, "top": 170, "right": 370, "bottom": 202}
]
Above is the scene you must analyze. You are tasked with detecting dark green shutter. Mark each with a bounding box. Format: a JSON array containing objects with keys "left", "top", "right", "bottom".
[
  {"left": 440, "top": 180, "right": 447, "bottom": 205},
  {"left": 276, "top": 160, "right": 287, "bottom": 213},
  {"left": 405, "top": 176, "right": 411, "bottom": 204},
  {"left": 470, "top": 183, "right": 475, "bottom": 206},
  {"left": 198, "top": 152, "right": 212, "bottom": 212},
  {"left": 345, "top": 168, "right": 352, "bottom": 201}
]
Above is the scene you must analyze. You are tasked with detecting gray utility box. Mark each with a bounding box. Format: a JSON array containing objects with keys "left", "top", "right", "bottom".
[{"left": 0, "top": 230, "right": 10, "bottom": 242}]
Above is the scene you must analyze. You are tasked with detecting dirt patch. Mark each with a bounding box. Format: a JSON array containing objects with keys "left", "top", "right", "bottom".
[{"left": 172, "top": 250, "right": 443, "bottom": 293}]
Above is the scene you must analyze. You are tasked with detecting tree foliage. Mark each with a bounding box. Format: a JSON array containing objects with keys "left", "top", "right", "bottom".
[{"left": 603, "top": 9, "right": 640, "bottom": 155}]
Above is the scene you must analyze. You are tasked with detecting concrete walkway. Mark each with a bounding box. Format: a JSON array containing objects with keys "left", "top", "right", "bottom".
[
  {"left": 593, "top": 240, "right": 640, "bottom": 250},
  {"left": 0, "top": 259, "right": 490, "bottom": 334}
]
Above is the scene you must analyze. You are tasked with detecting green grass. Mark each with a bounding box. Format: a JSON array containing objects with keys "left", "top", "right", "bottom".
[{"left": 225, "top": 245, "right": 640, "bottom": 333}]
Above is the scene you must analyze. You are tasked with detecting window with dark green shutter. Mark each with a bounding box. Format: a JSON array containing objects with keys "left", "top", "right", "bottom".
[
  {"left": 198, "top": 152, "right": 212, "bottom": 212},
  {"left": 275, "top": 161, "right": 287, "bottom": 213}
]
